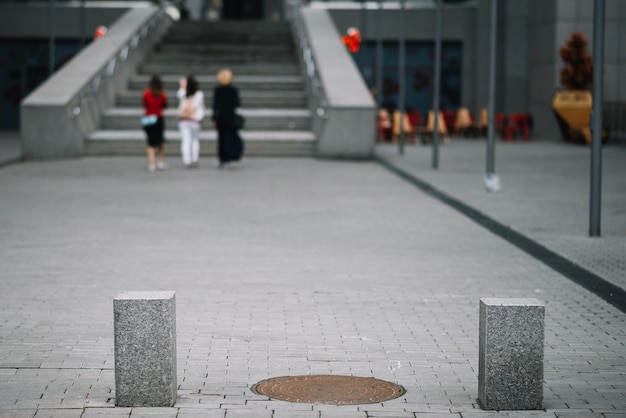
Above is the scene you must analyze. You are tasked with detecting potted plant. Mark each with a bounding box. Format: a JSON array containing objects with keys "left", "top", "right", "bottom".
[{"left": 551, "top": 32, "right": 593, "bottom": 144}]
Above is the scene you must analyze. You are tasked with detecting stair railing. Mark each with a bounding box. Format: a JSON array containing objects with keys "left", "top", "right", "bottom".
[
  {"left": 287, "top": 1, "right": 328, "bottom": 137},
  {"left": 20, "top": 6, "right": 172, "bottom": 159},
  {"left": 286, "top": 4, "right": 376, "bottom": 158}
]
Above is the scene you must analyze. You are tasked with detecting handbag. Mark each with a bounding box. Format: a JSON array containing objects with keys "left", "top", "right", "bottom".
[
  {"left": 232, "top": 132, "right": 244, "bottom": 161},
  {"left": 179, "top": 98, "right": 195, "bottom": 119},
  {"left": 141, "top": 115, "right": 158, "bottom": 126}
]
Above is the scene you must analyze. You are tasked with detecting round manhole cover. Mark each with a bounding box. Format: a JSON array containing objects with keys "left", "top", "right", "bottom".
[{"left": 252, "top": 374, "right": 406, "bottom": 405}]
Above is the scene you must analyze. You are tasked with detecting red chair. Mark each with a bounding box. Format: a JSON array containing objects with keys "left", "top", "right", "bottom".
[
  {"left": 508, "top": 113, "right": 531, "bottom": 141},
  {"left": 406, "top": 110, "right": 423, "bottom": 130},
  {"left": 443, "top": 110, "right": 456, "bottom": 133},
  {"left": 495, "top": 113, "right": 515, "bottom": 140}
]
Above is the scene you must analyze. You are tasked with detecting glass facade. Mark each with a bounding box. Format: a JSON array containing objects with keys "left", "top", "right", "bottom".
[{"left": 356, "top": 40, "right": 462, "bottom": 115}]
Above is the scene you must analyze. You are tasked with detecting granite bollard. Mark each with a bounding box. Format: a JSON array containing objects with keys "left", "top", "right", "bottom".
[
  {"left": 478, "top": 298, "right": 544, "bottom": 410},
  {"left": 114, "top": 291, "right": 177, "bottom": 407}
]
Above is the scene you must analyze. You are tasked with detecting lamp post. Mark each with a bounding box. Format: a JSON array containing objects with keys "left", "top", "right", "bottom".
[
  {"left": 398, "top": 0, "right": 405, "bottom": 155},
  {"left": 589, "top": 0, "right": 605, "bottom": 237},
  {"left": 484, "top": 0, "right": 500, "bottom": 192},
  {"left": 376, "top": 1, "right": 383, "bottom": 110},
  {"left": 432, "top": 0, "right": 442, "bottom": 169}
]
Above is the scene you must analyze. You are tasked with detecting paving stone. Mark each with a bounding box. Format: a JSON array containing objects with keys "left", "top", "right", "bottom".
[
  {"left": 0, "top": 410, "right": 36, "bottom": 418},
  {"left": 32, "top": 409, "right": 83, "bottom": 418},
  {"left": 0, "top": 152, "right": 624, "bottom": 418}
]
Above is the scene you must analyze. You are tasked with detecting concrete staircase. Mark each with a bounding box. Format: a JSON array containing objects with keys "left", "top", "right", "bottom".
[{"left": 86, "top": 20, "right": 316, "bottom": 157}]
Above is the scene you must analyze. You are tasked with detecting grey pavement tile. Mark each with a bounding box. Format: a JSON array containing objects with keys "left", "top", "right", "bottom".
[
  {"left": 32, "top": 409, "right": 83, "bottom": 418},
  {"left": 553, "top": 412, "right": 603, "bottom": 417},
  {"left": 176, "top": 410, "right": 225, "bottom": 417},
  {"left": 81, "top": 408, "right": 131, "bottom": 417},
  {"left": 127, "top": 408, "right": 176, "bottom": 414},
  {"left": 219, "top": 409, "right": 272, "bottom": 417},
  {"left": 364, "top": 411, "right": 420, "bottom": 417},
  {"left": 0, "top": 410, "right": 37, "bottom": 418},
  {"left": 458, "top": 413, "right": 502, "bottom": 418}
]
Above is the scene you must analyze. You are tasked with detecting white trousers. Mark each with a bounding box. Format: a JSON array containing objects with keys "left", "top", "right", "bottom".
[{"left": 178, "top": 120, "right": 200, "bottom": 165}]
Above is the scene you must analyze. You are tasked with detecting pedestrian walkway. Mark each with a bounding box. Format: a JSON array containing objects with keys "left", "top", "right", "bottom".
[
  {"left": 0, "top": 139, "right": 624, "bottom": 418},
  {"left": 376, "top": 140, "right": 626, "bottom": 300}
]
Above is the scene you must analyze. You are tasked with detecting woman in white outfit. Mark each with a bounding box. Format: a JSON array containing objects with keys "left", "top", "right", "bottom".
[{"left": 177, "top": 75, "right": 205, "bottom": 168}]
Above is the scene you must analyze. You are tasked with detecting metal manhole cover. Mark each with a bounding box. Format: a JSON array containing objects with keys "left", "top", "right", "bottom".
[{"left": 252, "top": 374, "right": 406, "bottom": 405}]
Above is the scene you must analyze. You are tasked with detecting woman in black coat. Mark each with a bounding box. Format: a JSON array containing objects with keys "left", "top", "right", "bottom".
[{"left": 211, "top": 68, "right": 241, "bottom": 169}]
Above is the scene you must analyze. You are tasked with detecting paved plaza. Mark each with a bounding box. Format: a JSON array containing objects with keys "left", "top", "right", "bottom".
[{"left": 0, "top": 134, "right": 625, "bottom": 417}]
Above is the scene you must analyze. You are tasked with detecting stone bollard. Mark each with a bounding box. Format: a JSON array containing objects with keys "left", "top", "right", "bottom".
[
  {"left": 478, "top": 298, "right": 544, "bottom": 410},
  {"left": 114, "top": 291, "right": 177, "bottom": 407}
]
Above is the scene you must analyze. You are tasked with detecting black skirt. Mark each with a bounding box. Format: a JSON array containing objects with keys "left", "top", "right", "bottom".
[{"left": 144, "top": 116, "right": 165, "bottom": 147}]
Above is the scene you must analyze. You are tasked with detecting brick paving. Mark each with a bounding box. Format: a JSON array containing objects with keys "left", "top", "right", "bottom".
[{"left": 0, "top": 140, "right": 625, "bottom": 418}]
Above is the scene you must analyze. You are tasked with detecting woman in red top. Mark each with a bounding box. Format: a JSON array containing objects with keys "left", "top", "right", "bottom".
[{"left": 143, "top": 75, "right": 168, "bottom": 171}]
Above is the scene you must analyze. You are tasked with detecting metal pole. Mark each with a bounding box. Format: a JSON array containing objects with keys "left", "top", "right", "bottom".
[
  {"left": 398, "top": 0, "right": 405, "bottom": 155},
  {"left": 432, "top": 0, "right": 442, "bottom": 169},
  {"left": 360, "top": 0, "right": 367, "bottom": 81},
  {"left": 376, "top": 1, "right": 383, "bottom": 144},
  {"left": 590, "top": 0, "right": 605, "bottom": 237},
  {"left": 49, "top": 0, "right": 56, "bottom": 75},
  {"left": 486, "top": 0, "right": 497, "bottom": 183},
  {"left": 376, "top": 1, "right": 383, "bottom": 109}
]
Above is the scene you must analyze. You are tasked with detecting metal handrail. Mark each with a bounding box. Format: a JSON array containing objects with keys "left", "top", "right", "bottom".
[
  {"left": 286, "top": 1, "right": 327, "bottom": 120},
  {"left": 71, "top": 10, "right": 165, "bottom": 118}
]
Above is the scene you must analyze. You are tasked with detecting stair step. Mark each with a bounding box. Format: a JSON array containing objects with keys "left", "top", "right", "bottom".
[
  {"left": 164, "top": 34, "right": 292, "bottom": 43},
  {"left": 157, "top": 44, "right": 294, "bottom": 54},
  {"left": 94, "top": 20, "right": 316, "bottom": 157},
  {"left": 101, "top": 108, "right": 312, "bottom": 131},
  {"left": 170, "top": 20, "right": 290, "bottom": 29},
  {"left": 147, "top": 53, "right": 296, "bottom": 64},
  {"left": 140, "top": 63, "right": 300, "bottom": 75},
  {"left": 86, "top": 129, "right": 316, "bottom": 157},
  {"left": 165, "top": 25, "right": 292, "bottom": 34},
  {"left": 117, "top": 91, "right": 307, "bottom": 108},
  {"left": 128, "top": 75, "right": 304, "bottom": 91}
]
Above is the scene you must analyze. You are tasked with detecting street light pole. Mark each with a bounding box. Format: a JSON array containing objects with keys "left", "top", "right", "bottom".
[
  {"left": 360, "top": 0, "right": 367, "bottom": 75},
  {"left": 590, "top": 0, "right": 605, "bottom": 237},
  {"left": 376, "top": 1, "right": 383, "bottom": 111},
  {"left": 398, "top": 0, "right": 405, "bottom": 155},
  {"left": 484, "top": 0, "right": 500, "bottom": 192},
  {"left": 432, "top": 0, "right": 442, "bottom": 169}
]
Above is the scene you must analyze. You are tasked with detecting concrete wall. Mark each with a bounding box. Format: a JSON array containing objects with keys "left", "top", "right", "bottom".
[
  {"left": 528, "top": 0, "right": 626, "bottom": 140},
  {"left": 602, "top": 0, "right": 626, "bottom": 102},
  {"left": 502, "top": 0, "right": 531, "bottom": 114},
  {"left": 301, "top": 8, "right": 376, "bottom": 158},
  {"left": 0, "top": 2, "right": 151, "bottom": 39}
]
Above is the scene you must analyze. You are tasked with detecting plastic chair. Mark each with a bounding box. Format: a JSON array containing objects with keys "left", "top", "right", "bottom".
[
  {"left": 378, "top": 108, "right": 392, "bottom": 142},
  {"left": 453, "top": 107, "right": 477, "bottom": 137},
  {"left": 392, "top": 110, "right": 414, "bottom": 143},
  {"left": 426, "top": 111, "right": 448, "bottom": 136}
]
